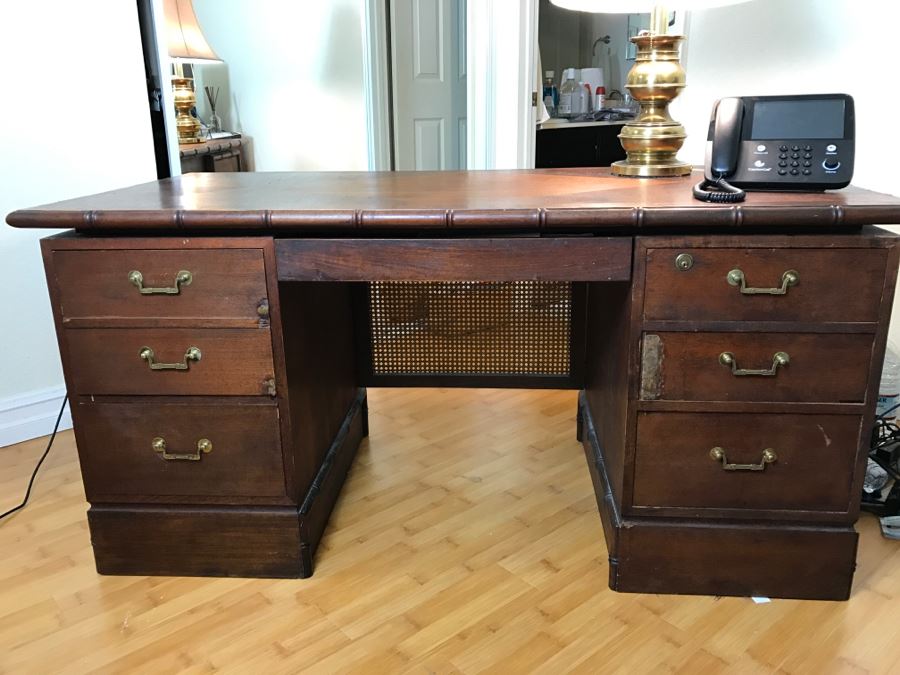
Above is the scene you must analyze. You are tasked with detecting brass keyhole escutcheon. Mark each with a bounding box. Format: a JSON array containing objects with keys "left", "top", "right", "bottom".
[{"left": 674, "top": 253, "right": 693, "bottom": 271}]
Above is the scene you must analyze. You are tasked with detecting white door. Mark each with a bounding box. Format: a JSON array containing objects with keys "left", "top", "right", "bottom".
[{"left": 391, "top": 0, "right": 466, "bottom": 170}]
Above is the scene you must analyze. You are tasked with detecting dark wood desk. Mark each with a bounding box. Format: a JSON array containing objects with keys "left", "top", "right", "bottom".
[
  {"left": 8, "top": 169, "right": 900, "bottom": 600},
  {"left": 179, "top": 135, "right": 244, "bottom": 174}
]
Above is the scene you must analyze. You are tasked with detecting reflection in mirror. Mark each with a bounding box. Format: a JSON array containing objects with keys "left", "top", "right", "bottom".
[
  {"left": 150, "top": 0, "right": 467, "bottom": 175},
  {"left": 153, "top": 1, "right": 369, "bottom": 174}
]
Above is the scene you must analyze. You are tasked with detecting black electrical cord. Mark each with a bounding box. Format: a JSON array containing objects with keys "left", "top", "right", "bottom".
[
  {"left": 869, "top": 401, "right": 900, "bottom": 482},
  {"left": 0, "top": 395, "right": 68, "bottom": 522}
]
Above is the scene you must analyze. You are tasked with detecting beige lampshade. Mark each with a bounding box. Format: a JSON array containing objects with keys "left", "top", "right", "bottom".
[
  {"left": 164, "top": 0, "right": 220, "bottom": 62},
  {"left": 550, "top": 0, "right": 752, "bottom": 11}
]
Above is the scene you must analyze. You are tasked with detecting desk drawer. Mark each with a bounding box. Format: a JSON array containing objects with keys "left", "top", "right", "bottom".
[
  {"left": 75, "top": 400, "right": 286, "bottom": 503},
  {"left": 633, "top": 412, "right": 861, "bottom": 515},
  {"left": 640, "top": 331, "right": 872, "bottom": 403},
  {"left": 66, "top": 328, "right": 275, "bottom": 396},
  {"left": 643, "top": 247, "right": 886, "bottom": 323},
  {"left": 52, "top": 248, "right": 268, "bottom": 326}
]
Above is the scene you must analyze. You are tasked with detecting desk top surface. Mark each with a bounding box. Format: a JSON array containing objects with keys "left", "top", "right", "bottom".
[{"left": 8, "top": 168, "right": 900, "bottom": 233}]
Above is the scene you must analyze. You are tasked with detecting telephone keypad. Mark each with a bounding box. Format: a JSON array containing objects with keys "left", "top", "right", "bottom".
[{"left": 743, "top": 140, "right": 849, "bottom": 184}]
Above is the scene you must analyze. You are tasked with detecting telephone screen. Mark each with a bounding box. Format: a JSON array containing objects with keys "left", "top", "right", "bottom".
[{"left": 751, "top": 99, "right": 845, "bottom": 139}]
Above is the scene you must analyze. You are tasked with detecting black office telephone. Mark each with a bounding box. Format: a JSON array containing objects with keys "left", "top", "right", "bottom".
[{"left": 693, "top": 93, "right": 855, "bottom": 203}]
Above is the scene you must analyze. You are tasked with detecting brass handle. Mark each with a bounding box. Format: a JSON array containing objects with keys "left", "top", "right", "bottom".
[
  {"left": 719, "top": 351, "right": 789, "bottom": 377},
  {"left": 139, "top": 346, "right": 201, "bottom": 370},
  {"left": 727, "top": 268, "right": 799, "bottom": 295},
  {"left": 129, "top": 269, "right": 192, "bottom": 295},
  {"left": 710, "top": 447, "right": 777, "bottom": 471},
  {"left": 152, "top": 437, "right": 212, "bottom": 461}
]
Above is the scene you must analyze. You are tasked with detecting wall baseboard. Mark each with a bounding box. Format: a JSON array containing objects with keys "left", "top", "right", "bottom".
[{"left": 0, "top": 387, "right": 72, "bottom": 448}]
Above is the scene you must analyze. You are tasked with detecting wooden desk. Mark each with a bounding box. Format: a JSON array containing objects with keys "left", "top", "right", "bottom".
[
  {"left": 8, "top": 169, "right": 900, "bottom": 600},
  {"left": 179, "top": 135, "right": 244, "bottom": 173}
]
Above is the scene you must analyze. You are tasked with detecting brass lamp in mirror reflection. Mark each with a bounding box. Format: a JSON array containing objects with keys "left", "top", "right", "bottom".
[
  {"left": 548, "top": 0, "right": 753, "bottom": 177},
  {"left": 164, "top": 0, "right": 221, "bottom": 144}
]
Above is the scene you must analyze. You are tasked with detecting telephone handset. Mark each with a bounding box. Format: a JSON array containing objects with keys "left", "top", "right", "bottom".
[
  {"left": 692, "top": 93, "right": 855, "bottom": 204},
  {"left": 693, "top": 98, "right": 747, "bottom": 203}
]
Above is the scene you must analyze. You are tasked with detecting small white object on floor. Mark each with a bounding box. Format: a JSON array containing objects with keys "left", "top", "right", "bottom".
[{"left": 751, "top": 596, "right": 771, "bottom": 604}]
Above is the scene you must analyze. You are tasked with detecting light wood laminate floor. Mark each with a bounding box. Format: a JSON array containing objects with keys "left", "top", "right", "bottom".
[{"left": 2, "top": 388, "right": 900, "bottom": 674}]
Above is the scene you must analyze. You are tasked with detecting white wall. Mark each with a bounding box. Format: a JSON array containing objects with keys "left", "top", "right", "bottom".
[
  {"left": 672, "top": 0, "right": 900, "bottom": 345},
  {"left": 191, "top": 0, "right": 369, "bottom": 172},
  {"left": 675, "top": 0, "right": 898, "bottom": 196},
  {"left": 0, "top": 2, "right": 156, "bottom": 445}
]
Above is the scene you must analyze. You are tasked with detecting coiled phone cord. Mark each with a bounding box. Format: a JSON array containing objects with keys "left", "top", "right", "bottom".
[{"left": 693, "top": 175, "right": 746, "bottom": 203}]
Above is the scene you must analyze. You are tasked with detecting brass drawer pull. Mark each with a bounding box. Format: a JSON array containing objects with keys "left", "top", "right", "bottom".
[
  {"left": 719, "top": 351, "right": 789, "bottom": 376},
  {"left": 128, "top": 269, "right": 192, "bottom": 295},
  {"left": 727, "top": 268, "right": 799, "bottom": 295},
  {"left": 710, "top": 447, "right": 777, "bottom": 471},
  {"left": 152, "top": 437, "right": 212, "bottom": 461},
  {"left": 139, "top": 346, "right": 201, "bottom": 370}
]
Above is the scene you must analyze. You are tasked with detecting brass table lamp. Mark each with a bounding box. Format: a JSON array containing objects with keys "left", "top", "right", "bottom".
[
  {"left": 164, "top": 0, "right": 222, "bottom": 145},
  {"left": 549, "top": 0, "right": 753, "bottom": 177}
]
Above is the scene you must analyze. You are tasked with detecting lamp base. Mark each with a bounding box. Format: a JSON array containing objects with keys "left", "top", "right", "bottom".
[
  {"left": 613, "top": 31, "right": 693, "bottom": 179},
  {"left": 172, "top": 76, "right": 202, "bottom": 145},
  {"left": 611, "top": 158, "right": 693, "bottom": 178}
]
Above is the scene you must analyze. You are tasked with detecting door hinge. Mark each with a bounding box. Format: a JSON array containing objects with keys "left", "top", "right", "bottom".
[{"left": 532, "top": 91, "right": 538, "bottom": 106}]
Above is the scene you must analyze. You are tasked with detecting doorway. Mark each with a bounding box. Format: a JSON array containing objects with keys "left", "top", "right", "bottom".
[{"left": 389, "top": 0, "right": 467, "bottom": 171}]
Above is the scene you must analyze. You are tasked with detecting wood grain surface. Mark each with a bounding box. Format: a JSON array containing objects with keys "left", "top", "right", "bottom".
[
  {"left": 9, "top": 169, "right": 900, "bottom": 232},
  {"left": 643, "top": 331, "right": 873, "bottom": 403},
  {"left": 51, "top": 248, "right": 268, "bottom": 328},
  {"left": 632, "top": 411, "right": 861, "bottom": 515},
  {"left": 65, "top": 328, "right": 275, "bottom": 396},
  {"left": 643, "top": 245, "right": 888, "bottom": 324},
  {"left": 4, "top": 389, "right": 900, "bottom": 673},
  {"left": 73, "top": 399, "right": 286, "bottom": 503},
  {"left": 581, "top": 394, "right": 860, "bottom": 600},
  {"left": 275, "top": 238, "right": 632, "bottom": 282}
]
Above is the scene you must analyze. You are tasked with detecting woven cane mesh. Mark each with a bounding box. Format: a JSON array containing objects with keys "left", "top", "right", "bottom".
[{"left": 368, "top": 281, "right": 571, "bottom": 376}]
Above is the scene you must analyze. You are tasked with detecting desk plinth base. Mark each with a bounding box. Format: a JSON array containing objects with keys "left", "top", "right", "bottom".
[
  {"left": 578, "top": 393, "right": 858, "bottom": 601},
  {"left": 87, "top": 391, "right": 368, "bottom": 579}
]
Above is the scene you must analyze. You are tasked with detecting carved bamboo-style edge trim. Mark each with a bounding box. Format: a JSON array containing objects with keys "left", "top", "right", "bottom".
[{"left": 7, "top": 204, "right": 897, "bottom": 232}]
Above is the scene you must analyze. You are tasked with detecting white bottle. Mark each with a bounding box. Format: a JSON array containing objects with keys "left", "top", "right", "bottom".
[
  {"left": 557, "top": 69, "right": 578, "bottom": 119},
  {"left": 877, "top": 345, "right": 900, "bottom": 420},
  {"left": 575, "top": 81, "right": 590, "bottom": 115}
]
